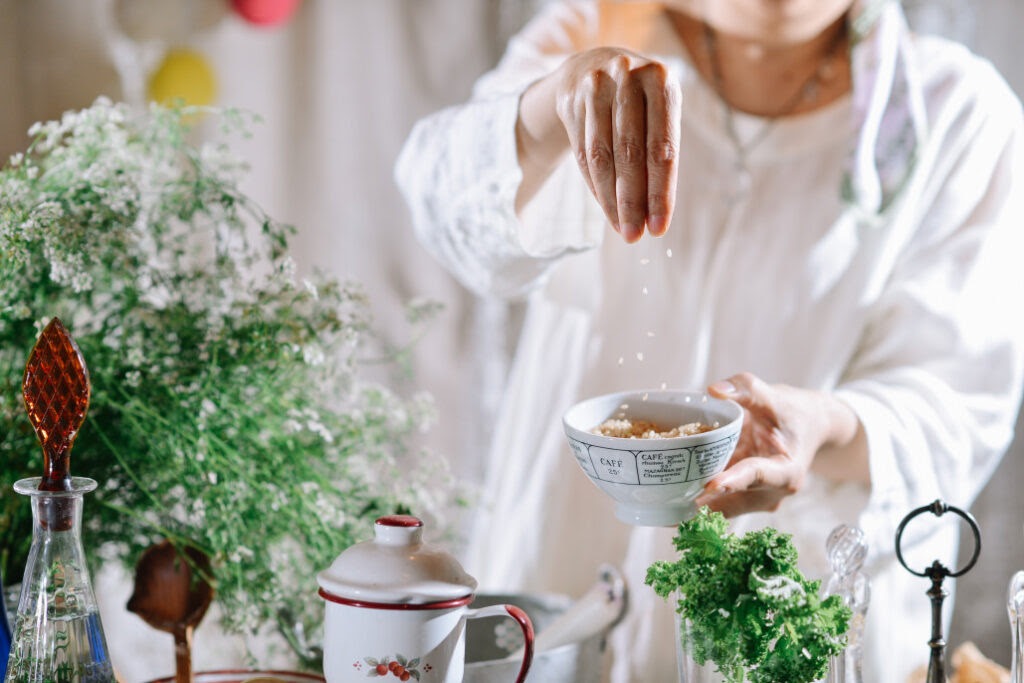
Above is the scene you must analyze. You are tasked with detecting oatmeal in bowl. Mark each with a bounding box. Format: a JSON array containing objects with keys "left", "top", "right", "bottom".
[{"left": 562, "top": 390, "right": 742, "bottom": 526}]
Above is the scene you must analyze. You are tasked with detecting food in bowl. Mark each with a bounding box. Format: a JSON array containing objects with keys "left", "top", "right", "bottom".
[
  {"left": 563, "top": 390, "right": 743, "bottom": 526},
  {"left": 592, "top": 417, "right": 717, "bottom": 439}
]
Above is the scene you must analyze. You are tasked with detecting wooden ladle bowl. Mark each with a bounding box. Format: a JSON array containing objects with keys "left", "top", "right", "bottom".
[{"left": 128, "top": 540, "right": 214, "bottom": 683}]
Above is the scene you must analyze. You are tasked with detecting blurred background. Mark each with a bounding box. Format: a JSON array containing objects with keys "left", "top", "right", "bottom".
[{"left": 0, "top": 0, "right": 1022, "bottom": 678}]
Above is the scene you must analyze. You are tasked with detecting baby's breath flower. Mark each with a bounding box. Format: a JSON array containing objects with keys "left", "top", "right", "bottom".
[
  {"left": 302, "top": 343, "right": 325, "bottom": 366},
  {"left": 0, "top": 98, "right": 459, "bottom": 666},
  {"left": 200, "top": 398, "right": 217, "bottom": 417}
]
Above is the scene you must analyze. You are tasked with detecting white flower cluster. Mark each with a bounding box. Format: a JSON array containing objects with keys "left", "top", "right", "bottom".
[{"left": 0, "top": 98, "right": 457, "bottom": 657}]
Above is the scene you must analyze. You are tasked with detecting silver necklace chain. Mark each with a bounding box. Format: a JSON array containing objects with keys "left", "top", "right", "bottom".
[{"left": 701, "top": 21, "right": 846, "bottom": 192}]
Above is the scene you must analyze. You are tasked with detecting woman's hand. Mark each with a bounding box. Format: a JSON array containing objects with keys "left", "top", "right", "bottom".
[
  {"left": 694, "top": 372, "right": 866, "bottom": 518},
  {"left": 517, "top": 47, "right": 681, "bottom": 242}
]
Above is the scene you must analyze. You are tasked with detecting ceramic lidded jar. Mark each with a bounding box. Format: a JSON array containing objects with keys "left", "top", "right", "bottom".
[{"left": 317, "top": 515, "right": 534, "bottom": 683}]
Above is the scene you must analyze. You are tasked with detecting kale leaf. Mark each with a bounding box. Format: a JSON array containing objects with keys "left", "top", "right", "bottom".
[{"left": 645, "top": 507, "right": 851, "bottom": 683}]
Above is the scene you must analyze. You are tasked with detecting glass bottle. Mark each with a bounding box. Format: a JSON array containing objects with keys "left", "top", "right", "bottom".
[
  {"left": 823, "top": 524, "right": 871, "bottom": 683},
  {"left": 4, "top": 476, "right": 115, "bottom": 683},
  {"left": 1008, "top": 570, "right": 1024, "bottom": 683}
]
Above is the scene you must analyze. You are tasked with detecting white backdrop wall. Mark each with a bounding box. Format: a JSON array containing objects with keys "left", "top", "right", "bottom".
[{"left": 0, "top": 0, "right": 1022, "bottom": 677}]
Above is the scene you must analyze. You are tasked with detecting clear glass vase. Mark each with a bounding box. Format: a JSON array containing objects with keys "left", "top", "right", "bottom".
[
  {"left": 673, "top": 597, "right": 848, "bottom": 683},
  {"left": 675, "top": 614, "right": 836, "bottom": 683},
  {"left": 675, "top": 613, "right": 727, "bottom": 683},
  {"left": 4, "top": 477, "right": 115, "bottom": 683}
]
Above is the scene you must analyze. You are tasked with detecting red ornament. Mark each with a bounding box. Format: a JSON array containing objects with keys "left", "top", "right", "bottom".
[{"left": 231, "top": 0, "right": 301, "bottom": 26}]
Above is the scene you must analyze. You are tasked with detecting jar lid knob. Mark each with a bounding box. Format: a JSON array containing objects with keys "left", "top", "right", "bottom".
[{"left": 374, "top": 515, "right": 424, "bottom": 546}]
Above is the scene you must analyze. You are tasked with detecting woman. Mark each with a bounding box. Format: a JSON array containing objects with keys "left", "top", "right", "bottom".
[{"left": 395, "top": 1, "right": 1024, "bottom": 680}]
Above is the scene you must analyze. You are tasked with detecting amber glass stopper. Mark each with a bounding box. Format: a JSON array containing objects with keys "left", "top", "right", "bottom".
[{"left": 22, "top": 317, "right": 91, "bottom": 493}]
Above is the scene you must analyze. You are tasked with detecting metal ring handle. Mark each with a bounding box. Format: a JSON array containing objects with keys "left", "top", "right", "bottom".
[{"left": 895, "top": 499, "right": 982, "bottom": 578}]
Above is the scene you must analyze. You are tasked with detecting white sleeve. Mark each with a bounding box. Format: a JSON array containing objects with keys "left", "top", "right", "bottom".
[
  {"left": 393, "top": 0, "right": 605, "bottom": 300},
  {"left": 835, "top": 59, "right": 1024, "bottom": 557}
]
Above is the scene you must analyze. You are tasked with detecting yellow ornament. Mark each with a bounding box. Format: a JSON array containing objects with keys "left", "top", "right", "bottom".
[{"left": 147, "top": 48, "right": 217, "bottom": 107}]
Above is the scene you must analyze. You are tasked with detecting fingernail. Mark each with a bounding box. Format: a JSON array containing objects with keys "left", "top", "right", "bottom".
[
  {"left": 709, "top": 380, "right": 736, "bottom": 395},
  {"left": 621, "top": 223, "right": 641, "bottom": 242},
  {"left": 699, "top": 483, "right": 731, "bottom": 500},
  {"left": 648, "top": 215, "right": 668, "bottom": 236}
]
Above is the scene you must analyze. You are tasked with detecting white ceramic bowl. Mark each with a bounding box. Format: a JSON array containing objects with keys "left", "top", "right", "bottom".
[{"left": 563, "top": 390, "right": 743, "bottom": 526}]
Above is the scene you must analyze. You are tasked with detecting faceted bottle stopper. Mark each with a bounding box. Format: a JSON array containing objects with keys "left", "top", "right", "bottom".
[
  {"left": 22, "top": 317, "right": 91, "bottom": 530},
  {"left": 22, "top": 317, "right": 91, "bottom": 493},
  {"left": 1009, "top": 570, "right": 1024, "bottom": 622},
  {"left": 827, "top": 524, "right": 867, "bottom": 577},
  {"left": 825, "top": 524, "right": 870, "bottom": 619}
]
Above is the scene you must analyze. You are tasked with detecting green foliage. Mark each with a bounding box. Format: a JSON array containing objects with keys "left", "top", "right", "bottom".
[
  {"left": 645, "top": 508, "right": 851, "bottom": 683},
  {"left": 0, "top": 98, "right": 455, "bottom": 663}
]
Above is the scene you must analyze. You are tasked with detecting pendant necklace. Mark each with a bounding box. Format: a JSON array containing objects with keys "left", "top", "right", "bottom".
[{"left": 701, "top": 21, "right": 847, "bottom": 205}]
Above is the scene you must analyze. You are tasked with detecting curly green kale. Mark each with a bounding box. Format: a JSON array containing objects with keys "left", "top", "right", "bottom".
[{"left": 645, "top": 507, "right": 851, "bottom": 683}]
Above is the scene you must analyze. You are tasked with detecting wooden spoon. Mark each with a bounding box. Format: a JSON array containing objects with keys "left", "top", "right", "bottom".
[{"left": 128, "top": 540, "right": 214, "bottom": 683}]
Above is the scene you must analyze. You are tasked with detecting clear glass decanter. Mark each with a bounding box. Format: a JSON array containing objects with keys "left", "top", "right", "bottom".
[
  {"left": 1008, "top": 570, "right": 1024, "bottom": 683},
  {"left": 4, "top": 476, "right": 114, "bottom": 683},
  {"left": 823, "top": 524, "right": 871, "bottom": 683}
]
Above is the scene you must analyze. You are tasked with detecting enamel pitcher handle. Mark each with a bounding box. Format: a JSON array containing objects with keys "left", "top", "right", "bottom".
[{"left": 465, "top": 604, "right": 534, "bottom": 683}]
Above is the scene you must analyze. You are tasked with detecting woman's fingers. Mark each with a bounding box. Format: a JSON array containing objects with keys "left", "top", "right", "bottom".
[
  {"left": 697, "top": 487, "right": 787, "bottom": 518},
  {"left": 582, "top": 70, "right": 620, "bottom": 233},
  {"left": 638, "top": 62, "right": 679, "bottom": 237},
  {"left": 695, "top": 457, "right": 801, "bottom": 517},
  {"left": 612, "top": 58, "right": 647, "bottom": 242},
  {"left": 708, "top": 372, "right": 762, "bottom": 406},
  {"left": 702, "top": 456, "right": 798, "bottom": 498},
  {"left": 701, "top": 374, "right": 783, "bottom": 514},
  {"left": 559, "top": 49, "right": 680, "bottom": 242}
]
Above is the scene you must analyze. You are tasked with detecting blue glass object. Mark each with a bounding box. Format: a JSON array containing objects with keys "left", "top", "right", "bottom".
[{"left": 0, "top": 568, "right": 9, "bottom": 680}]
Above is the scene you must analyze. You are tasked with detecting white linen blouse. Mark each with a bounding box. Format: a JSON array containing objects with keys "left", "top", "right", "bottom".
[{"left": 395, "top": 1, "right": 1024, "bottom": 681}]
